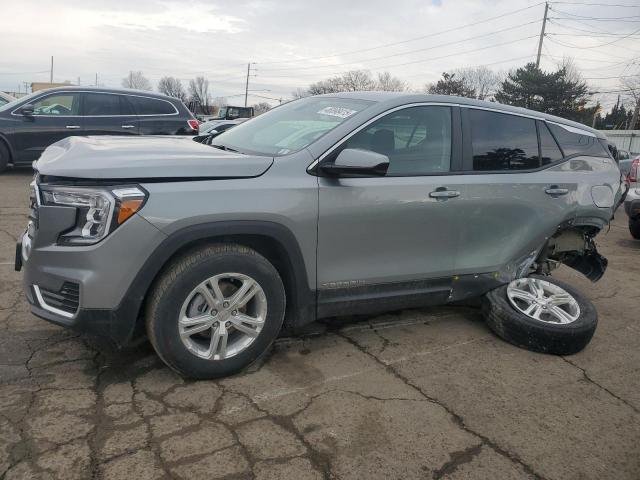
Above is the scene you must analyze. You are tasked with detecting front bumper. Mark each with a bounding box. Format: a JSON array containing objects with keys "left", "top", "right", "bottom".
[{"left": 17, "top": 213, "right": 166, "bottom": 345}]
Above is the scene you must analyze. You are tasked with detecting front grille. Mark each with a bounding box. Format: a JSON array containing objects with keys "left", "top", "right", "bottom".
[{"left": 38, "top": 282, "right": 80, "bottom": 315}]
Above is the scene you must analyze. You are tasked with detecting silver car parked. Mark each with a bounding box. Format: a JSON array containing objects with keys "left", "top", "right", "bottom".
[{"left": 16, "top": 93, "right": 624, "bottom": 378}]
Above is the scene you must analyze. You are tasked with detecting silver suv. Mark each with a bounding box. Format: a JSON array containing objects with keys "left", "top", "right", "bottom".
[{"left": 16, "top": 93, "right": 624, "bottom": 379}]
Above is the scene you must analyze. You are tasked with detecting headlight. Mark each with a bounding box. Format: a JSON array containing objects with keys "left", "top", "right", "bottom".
[{"left": 40, "top": 185, "right": 147, "bottom": 245}]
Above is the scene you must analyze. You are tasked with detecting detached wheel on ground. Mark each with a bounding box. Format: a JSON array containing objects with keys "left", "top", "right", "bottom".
[
  {"left": 629, "top": 217, "right": 640, "bottom": 240},
  {"left": 146, "top": 244, "right": 286, "bottom": 379},
  {"left": 482, "top": 274, "right": 597, "bottom": 355},
  {"left": 0, "top": 142, "right": 9, "bottom": 173}
]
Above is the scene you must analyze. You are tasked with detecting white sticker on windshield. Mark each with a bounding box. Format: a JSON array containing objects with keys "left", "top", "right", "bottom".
[{"left": 317, "top": 106, "right": 357, "bottom": 119}]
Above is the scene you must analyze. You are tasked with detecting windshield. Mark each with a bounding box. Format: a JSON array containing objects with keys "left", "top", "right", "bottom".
[
  {"left": 212, "top": 97, "right": 374, "bottom": 156},
  {"left": 0, "top": 91, "right": 40, "bottom": 112}
]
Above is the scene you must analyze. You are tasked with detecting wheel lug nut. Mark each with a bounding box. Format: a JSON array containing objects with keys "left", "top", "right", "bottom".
[
  {"left": 231, "top": 310, "right": 237, "bottom": 316},
  {"left": 211, "top": 310, "right": 218, "bottom": 316},
  {"left": 223, "top": 301, "right": 229, "bottom": 308}
]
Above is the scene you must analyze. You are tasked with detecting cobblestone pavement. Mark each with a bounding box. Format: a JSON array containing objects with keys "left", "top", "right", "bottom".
[{"left": 1, "top": 170, "right": 639, "bottom": 480}]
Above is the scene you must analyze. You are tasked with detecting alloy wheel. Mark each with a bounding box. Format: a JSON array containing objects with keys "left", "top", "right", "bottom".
[
  {"left": 506, "top": 277, "right": 580, "bottom": 324},
  {"left": 178, "top": 273, "right": 267, "bottom": 360}
]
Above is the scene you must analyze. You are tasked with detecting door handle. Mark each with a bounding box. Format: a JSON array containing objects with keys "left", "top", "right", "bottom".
[
  {"left": 545, "top": 186, "right": 569, "bottom": 196},
  {"left": 65, "top": 125, "right": 81, "bottom": 129},
  {"left": 121, "top": 125, "right": 135, "bottom": 129},
  {"left": 429, "top": 189, "right": 460, "bottom": 199}
]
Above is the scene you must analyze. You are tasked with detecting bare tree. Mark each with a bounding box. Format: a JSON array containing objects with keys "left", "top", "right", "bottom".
[
  {"left": 122, "top": 71, "right": 152, "bottom": 91},
  {"left": 291, "top": 88, "right": 309, "bottom": 99},
  {"left": 157, "top": 76, "right": 187, "bottom": 102},
  {"left": 340, "top": 70, "right": 376, "bottom": 91},
  {"left": 188, "top": 76, "right": 210, "bottom": 107},
  {"left": 252, "top": 102, "right": 272, "bottom": 115},
  {"left": 307, "top": 77, "right": 345, "bottom": 95},
  {"left": 375, "top": 72, "right": 407, "bottom": 92},
  {"left": 621, "top": 75, "right": 640, "bottom": 129},
  {"left": 454, "top": 66, "right": 502, "bottom": 101}
]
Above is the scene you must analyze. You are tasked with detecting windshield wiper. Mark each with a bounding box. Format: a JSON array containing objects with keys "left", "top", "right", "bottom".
[{"left": 211, "top": 144, "right": 239, "bottom": 153}]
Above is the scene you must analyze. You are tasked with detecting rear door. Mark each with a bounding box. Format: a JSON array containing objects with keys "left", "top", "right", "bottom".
[
  {"left": 128, "top": 95, "right": 183, "bottom": 135},
  {"left": 316, "top": 105, "right": 464, "bottom": 315},
  {"left": 82, "top": 92, "right": 139, "bottom": 136},
  {"left": 453, "top": 108, "right": 577, "bottom": 276},
  {"left": 13, "top": 92, "right": 82, "bottom": 163}
]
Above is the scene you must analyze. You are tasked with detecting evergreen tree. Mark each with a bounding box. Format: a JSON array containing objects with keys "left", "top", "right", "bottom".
[{"left": 495, "top": 63, "right": 594, "bottom": 125}]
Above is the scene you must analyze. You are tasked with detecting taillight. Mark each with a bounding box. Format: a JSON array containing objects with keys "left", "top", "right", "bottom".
[
  {"left": 187, "top": 119, "right": 199, "bottom": 131},
  {"left": 630, "top": 159, "right": 639, "bottom": 183}
]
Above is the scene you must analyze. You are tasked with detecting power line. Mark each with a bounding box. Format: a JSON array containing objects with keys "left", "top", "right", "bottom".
[
  {"left": 547, "top": 26, "right": 640, "bottom": 49},
  {"left": 259, "top": 20, "right": 542, "bottom": 73},
  {"left": 256, "top": 2, "right": 544, "bottom": 65},
  {"left": 551, "top": 1, "right": 640, "bottom": 6},
  {"left": 549, "top": 7, "right": 640, "bottom": 20},
  {"left": 545, "top": 36, "right": 638, "bottom": 58},
  {"left": 259, "top": 35, "right": 538, "bottom": 79}
]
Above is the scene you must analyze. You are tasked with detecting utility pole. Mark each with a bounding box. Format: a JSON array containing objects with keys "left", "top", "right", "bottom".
[
  {"left": 536, "top": 2, "right": 549, "bottom": 68},
  {"left": 244, "top": 63, "right": 251, "bottom": 107},
  {"left": 50, "top": 56, "right": 54, "bottom": 83}
]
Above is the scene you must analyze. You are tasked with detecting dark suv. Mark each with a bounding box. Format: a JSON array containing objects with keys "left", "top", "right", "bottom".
[{"left": 0, "top": 86, "right": 198, "bottom": 172}]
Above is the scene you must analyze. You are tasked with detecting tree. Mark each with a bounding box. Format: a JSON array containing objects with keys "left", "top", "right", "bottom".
[
  {"left": 376, "top": 72, "right": 407, "bottom": 92},
  {"left": 495, "top": 62, "right": 594, "bottom": 123},
  {"left": 122, "top": 71, "right": 152, "bottom": 91},
  {"left": 188, "top": 76, "right": 211, "bottom": 113},
  {"left": 454, "top": 66, "right": 502, "bottom": 101},
  {"left": 157, "top": 77, "right": 186, "bottom": 102},
  {"left": 426, "top": 72, "right": 476, "bottom": 98},
  {"left": 621, "top": 75, "right": 640, "bottom": 130},
  {"left": 252, "top": 102, "right": 272, "bottom": 115},
  {"left": 307, "top": 70, "right": 375, "bottom": 94},
  {"left": 291, "top": 88, "right": 309, "bottom": 99}
]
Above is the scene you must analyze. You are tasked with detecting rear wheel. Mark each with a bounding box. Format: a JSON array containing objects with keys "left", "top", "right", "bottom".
[
  {"left": 146, "top": 244, "right": 286, "bottom": 379},
  {"left": 0, "top": 142, "right": 9, "bottom": 173},
  {"left": 629, "top": 217, "right": 640, "bottom": 239},
  {"left": 482, "top": 275, "right": 597, "bottom": 355}
]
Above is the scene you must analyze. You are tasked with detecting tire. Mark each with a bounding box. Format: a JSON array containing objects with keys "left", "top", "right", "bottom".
[
  {"left": 629, "top": 217, "right": 640, "bottom": 240},
  {"left": 482, "top": 274, "right": 597, "bottom": 355},
  {"left": 0, "top": 142, "right": 9, "bottom": 174},
  {"left": 146, "top": 243, "right": 286, "bottom": 379}
]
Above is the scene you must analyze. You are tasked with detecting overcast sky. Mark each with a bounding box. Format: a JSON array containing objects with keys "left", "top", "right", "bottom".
[{"left": 1, "top": 0, "right": 638, "bottom": 108}]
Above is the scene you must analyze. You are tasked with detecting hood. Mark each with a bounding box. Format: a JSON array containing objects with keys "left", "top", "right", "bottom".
[{"left": 36, "top": 136, "right": 274, "bottom": 180}]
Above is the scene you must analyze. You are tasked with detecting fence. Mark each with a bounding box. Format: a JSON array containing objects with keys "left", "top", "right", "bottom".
[{"left": 600, "top": 130, "right": 640, "bottom": 155}]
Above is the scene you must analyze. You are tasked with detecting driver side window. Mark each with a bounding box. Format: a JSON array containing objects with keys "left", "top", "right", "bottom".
[
  {"left": 31, "top": 94, "right": 80, "bottom": 116},
  {"left": 343, "top": 106, "right": 452, "bottom": 175}
]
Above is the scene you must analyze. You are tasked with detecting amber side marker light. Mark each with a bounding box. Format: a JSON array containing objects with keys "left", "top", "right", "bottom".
[{"left": 117, "top": 199, "right": 144, "bottom": 225}]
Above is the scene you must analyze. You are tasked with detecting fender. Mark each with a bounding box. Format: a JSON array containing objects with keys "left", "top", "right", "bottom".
[
  {"left": 0, "top": 133, "right": 16, "bottom": 165},
  {"left": 109, "top": 220, "right": 316, "bottom": 345}
]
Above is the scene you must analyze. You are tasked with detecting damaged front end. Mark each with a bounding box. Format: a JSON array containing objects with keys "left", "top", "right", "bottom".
[{"left": 535, "top": 228, "right": 608, "bottom": 282}]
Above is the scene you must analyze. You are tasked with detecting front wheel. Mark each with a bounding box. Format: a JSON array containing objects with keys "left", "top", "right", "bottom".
[
  {"left": 482, "top": 275, "right": 597, "bottom": 355},
  {"left": 146, "top": 244, "right": 286, "bottom": 379}
]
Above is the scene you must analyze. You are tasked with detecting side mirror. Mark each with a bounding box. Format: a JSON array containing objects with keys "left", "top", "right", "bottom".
[
  {"left": 319, "top": 148, "right": 389, "bottom": 177},
  {"left": 20, "top": 104, "right": 35, "bottom": 117}
]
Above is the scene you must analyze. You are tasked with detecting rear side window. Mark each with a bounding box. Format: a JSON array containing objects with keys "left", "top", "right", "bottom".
[
  {"left": 539, "top": 122, "right": 563, "bottom": 165},
  {"left": 469, "top": 109, "right": 539, "bottom": 170},
  {"left": 547, "top": 123, "right": 608, "bottom": 158},
  {"left": 84, "top": 93, "right": 121, "bottom": 116},
  {"left": 129, "top": 96, "right": 177, "bottom": 115}
]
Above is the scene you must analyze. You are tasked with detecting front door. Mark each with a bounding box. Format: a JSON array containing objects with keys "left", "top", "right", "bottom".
[
  {"left": 14, "top": 92, "right": 82, "bottom": 163},
  {"left": 316, "top": 105, "right": 464, "bottom": 316}
]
